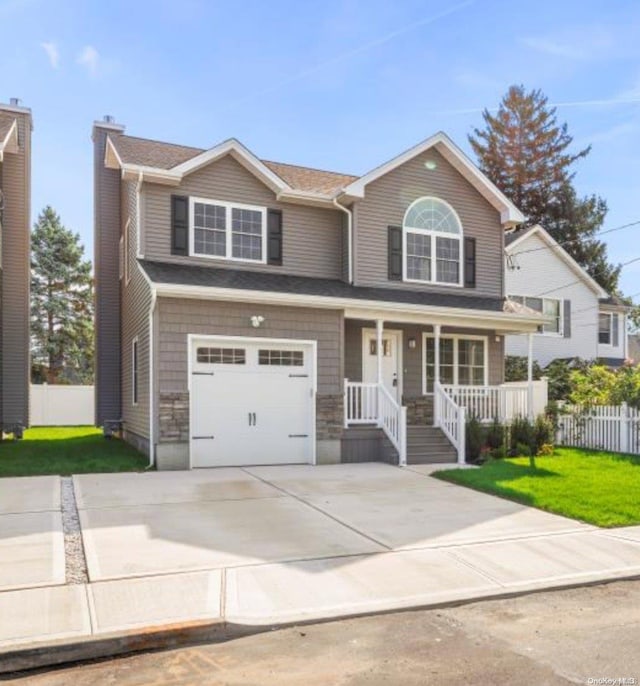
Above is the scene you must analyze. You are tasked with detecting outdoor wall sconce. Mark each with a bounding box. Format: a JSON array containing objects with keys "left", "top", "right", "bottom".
[
  {"left": 424, "top": 159, "right": 437, "bottom": 171},
  {"left": 408, "top": 337, "right": 417, "bottom": 349},
  {"left": 250, "top": 315, "right": 265, "bottom": 328}
]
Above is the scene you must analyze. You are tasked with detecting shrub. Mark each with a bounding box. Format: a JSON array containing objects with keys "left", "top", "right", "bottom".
[
  {"left": 543, "top": 359, "right": 574, "bottom": 402},
  {"left": 465, "top": 416, "right": 485, "bottom": 463},
  {"left": 505, "top": 356, "right": 542, "bottom": 382},
  {"left": 515, "top": 441, "right": 532, "bottom": 457},
  {"left": 533, "top": 414, "right": 555, "bottom": 454},
  {"left": 509, "top": 416, "right": 534, "bottom": 457},
  {"left": 537, "top": 443, "right": 555, "bottom": 456},
  {"left": 485, "top": 417, "right": 506, "bottom": 452}
]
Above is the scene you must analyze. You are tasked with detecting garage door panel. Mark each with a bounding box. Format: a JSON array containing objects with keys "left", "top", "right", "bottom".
[{"left": 191, "top": 339, "right": 314, "bottom": 468}]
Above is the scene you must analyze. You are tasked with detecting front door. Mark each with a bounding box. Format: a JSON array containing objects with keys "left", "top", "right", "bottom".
[{"left": 362, "top": 329, "right": 402, "bottom": 402}]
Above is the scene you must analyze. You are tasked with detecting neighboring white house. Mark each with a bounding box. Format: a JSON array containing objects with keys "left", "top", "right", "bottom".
[{"left": 505, "top": 225, "right": 628, "bottom": 368}]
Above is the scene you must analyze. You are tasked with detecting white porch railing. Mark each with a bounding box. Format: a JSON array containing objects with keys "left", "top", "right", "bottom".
[
  {"left": 441, "top": 384, "right": 532, "bottom": 423},
  {"left": 344, "top": 380, "right": 407, "bottom": 465},
  {"left": 434, "top": 382, "right": 466, "bottom": 464}
]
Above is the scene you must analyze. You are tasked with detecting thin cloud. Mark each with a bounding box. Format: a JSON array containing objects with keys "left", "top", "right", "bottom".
[
  {"left": 77, "top": 45, "right": 100, "bottom": 77},
  {"left": 40, "top": 41, "right": 59, "bottom": 69},
  {"left": 520, "top": 36, "right": 588, "bottom": 60},
  {"left": 225, "top": 0, "right": 475, "bottom": 110}
]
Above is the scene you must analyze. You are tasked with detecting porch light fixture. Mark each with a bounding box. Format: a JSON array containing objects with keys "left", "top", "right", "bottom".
[
  {"left": 250, "top": 315, "right": 265, "bottom": 328},
  {"left": 408, "top": 337, "right": 417, "bottom": 349},
  {"left": 424, "top": 159, "right": 437, "bottom": 171}
]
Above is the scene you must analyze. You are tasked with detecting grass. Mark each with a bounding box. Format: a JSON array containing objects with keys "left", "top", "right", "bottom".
[
  {"left": 0, "top": 426, "right": 148, "bottom": 477},
  {"left": 434, "top": 447, "right": 640, "bottom": 528}
]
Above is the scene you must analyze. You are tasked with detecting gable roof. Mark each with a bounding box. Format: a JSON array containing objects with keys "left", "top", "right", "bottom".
[
  {"left": 105, "top": 129, "right": 523, "bottom": 223},
  {"left": 340, "top": 132, "right": 524, "bottom": 226},
  {"left": 505, "top": 224, "right": 609, "bottom": 298}
]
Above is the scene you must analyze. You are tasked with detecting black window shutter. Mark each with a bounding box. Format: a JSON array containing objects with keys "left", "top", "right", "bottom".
[
  {"left": 464, "top": 237, "right": 476, "bottom": 288},
  {"left": 267, "top": 209, "right": 283, "bottom": 265},
  {"left": 388, "top": 226, "right": 402, "bottom": 280},
  {"left": 171, "top": 195, "right": 189, "bottom": 256},
  {"left": 563, "top": 300, "right": 571, "bottom": 338}
]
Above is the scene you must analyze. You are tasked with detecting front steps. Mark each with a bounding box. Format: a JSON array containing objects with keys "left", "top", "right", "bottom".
[{"left": 406, "top": 426, "right": 457, "bottom": 464}]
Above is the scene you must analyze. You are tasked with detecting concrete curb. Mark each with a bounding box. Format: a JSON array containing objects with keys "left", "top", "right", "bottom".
[{"left": 3, "top": 572, "right": 640, "bottom": 677}]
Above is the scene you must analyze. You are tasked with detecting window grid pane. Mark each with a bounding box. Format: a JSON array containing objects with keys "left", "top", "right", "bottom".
[
  {"left": 406, "top": 232, "right": 431, "bottom": 281},
  {"left": 599, "top": 313, "right": 611, "bottom": 344},
  {"left": 231, "top": 208, "right": 263, "bottom": 260},
  {"left": 193, "top": 202, "right": 226, "bottom": 256},
  {"left": 424, "top": 337, "right": 486, "bottom": 392},
  {"left": 258, "top": 350, "right": 304, "bottom": 366},
  {"left": 197, "top": 347, "right": 246, "bottom": 364},
  {"left": 435, "top": 236, "right": 460, "bottom": 284}
]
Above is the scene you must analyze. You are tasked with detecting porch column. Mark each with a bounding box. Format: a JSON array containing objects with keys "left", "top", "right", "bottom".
[
  {"left": 527, "top": 333, "right": 534, "bottom": 420},
  {"left": 376, "top": 319, "right": 383, "bottom": 386},
  {"left": 433, "top": 324, "right": 441, "bottom": 427}
]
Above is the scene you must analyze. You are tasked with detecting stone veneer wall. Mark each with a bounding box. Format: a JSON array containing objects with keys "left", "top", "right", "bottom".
[
  {"left": 404, "top": 396, "right": 434, "bottom": 425},
  {"left": 158, "top": 392, "right": 343, "bottom": 444},
  {"left": 159, "top": 392, "right": 189, "bottom": 442}
]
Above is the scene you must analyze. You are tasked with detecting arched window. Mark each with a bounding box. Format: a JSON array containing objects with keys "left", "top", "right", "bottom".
[{"left": 403, "top": 197, "right": 462, "bottom": 285}]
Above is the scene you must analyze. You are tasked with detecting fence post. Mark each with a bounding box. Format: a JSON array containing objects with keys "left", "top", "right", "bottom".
[
  {"left": 621, "top": 402, "right": 629, "bottom": 454},
  {"left": 399, "top": 406, "right": 407, "bottom": 467},
  {"left": 343, "top": 379, "right": 348, "bottom": 428}
]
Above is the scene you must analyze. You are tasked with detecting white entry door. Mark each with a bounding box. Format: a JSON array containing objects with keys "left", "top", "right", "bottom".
[
  {"left": 190, "top": 337, "right": 315, "bottom": 468},
  {"left": 362, "top": 329, "right": 402, "bottom": 402}
]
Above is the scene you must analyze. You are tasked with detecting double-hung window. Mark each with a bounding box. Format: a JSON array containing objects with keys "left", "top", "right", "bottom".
[
  {"left": 599, "top": 312, "right": 619, "bottom": 346},
  {"left": 403, "top": 197, "right": 463, "bottom": 286},
  {"left": 423, "top": 335, "right": 487, "bottom": 393},
  {"left": 191, "top": 198, "right": 266, "bottom": 263},
  {"left": 510, "top": 295, "right": 562, "bottom": 335}
]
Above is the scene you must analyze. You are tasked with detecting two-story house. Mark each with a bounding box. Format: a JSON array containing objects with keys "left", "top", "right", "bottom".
[
  {"left": 505, "top": 225, "right": 628, "bottom": 368},
  {"left": 0, "top": 99, "right": 32, "bottom": 435},
  {"left": 93, "top": 119, "right": 543, "bottom": 469}
]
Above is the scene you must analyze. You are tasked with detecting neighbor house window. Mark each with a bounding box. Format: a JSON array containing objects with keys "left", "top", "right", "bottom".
[
  {"left": 510, "top": 295, "right": 562, "bottom": 335},
  {"left": 132, "top": 337, "right": 139, "bottom": 405},
  {"left": 599, "top": 313, "right": 619, "bottom": 346},
  {"left": 191, "top": 198, "right": 266, "bottom": 263},
  {"left": 403, "top": 197, "right": 462, "bottom": 285},
  {"left": 423, "top": 335, "right": 487, "bottom": 393}
]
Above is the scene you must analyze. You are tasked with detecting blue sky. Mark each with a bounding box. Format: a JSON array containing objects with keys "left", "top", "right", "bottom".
[{"left": 2, "top": 0, "right": 640, "bottom": 295}]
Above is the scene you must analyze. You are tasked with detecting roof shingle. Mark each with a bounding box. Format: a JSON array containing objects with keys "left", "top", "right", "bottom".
[{"left": 108, "top": 133, "right": 358, "bottom": 195}]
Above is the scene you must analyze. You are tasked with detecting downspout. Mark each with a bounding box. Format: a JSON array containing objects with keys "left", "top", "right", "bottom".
[
  {"left": 147, "top": 288, "right": 157, "bottom": 469},
  {"left": 332, "top": 196, "right": 353, "bottom": 284}
]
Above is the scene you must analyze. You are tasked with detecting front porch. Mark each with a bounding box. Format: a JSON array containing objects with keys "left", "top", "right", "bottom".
[{"left": 342, "top": 317, "right": 544, "bottom": 465}]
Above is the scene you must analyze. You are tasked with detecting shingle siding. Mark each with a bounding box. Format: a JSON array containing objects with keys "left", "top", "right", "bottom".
[
  {"left": 156, "top": 298, "right": 344, "bottom": 396},
  {"left": 353, "top": 148, "right": 504, "bottom": 298},
  {"left": 1, "top": 108, "right": 31, "bottom": 428},
  {"left": 142, "top": 155, "right": 344, "bottom": 280},
  {"left": 94, "top": 123, "right": 124, "bottom": 425}
]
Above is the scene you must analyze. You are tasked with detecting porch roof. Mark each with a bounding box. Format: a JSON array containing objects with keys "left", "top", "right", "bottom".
[{"left": 139, "top": 260, "right": 545, "bottom": 333}]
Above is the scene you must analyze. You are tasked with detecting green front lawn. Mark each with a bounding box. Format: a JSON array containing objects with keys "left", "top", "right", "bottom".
[
  {"left": 434, "top": 447, "right": 640, "bottom": 527},
  {"left": 0, "top": 426, "right": 148, "bottom": 477}
]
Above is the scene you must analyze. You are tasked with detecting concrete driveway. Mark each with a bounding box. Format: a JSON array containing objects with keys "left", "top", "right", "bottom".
[{"left": 5, "top": 462, "right": 640, "bottom": 657}]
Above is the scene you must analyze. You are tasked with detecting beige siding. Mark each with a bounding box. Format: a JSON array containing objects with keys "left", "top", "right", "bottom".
[
  {"left": 142, "top": 155, "right": 344, "bottom": 279},
  {"left": 345, "top": 319, "right": 503, "bottom": 398},
  {"left": 120, "top": 181, "right": 152, "bottom": 444},
  {"left": 94, "top": 124, "right": 123, "bottom": 425},
  {"left": 1, "top": 109, "right": 31, "bottom": 427},
  {"left": 157, "top": 299, "right": 344, "bottom": 396},
  {"left": 354, "top": 148, "right": 504, "bottom": 298}
]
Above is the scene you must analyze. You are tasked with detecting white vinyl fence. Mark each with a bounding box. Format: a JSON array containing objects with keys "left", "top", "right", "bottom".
[
  {"left": 30, "top": 384, "right": 95, "bottom": 426},
  {"left": 556, "top": 403, "right": 640, "bottom": 454}
]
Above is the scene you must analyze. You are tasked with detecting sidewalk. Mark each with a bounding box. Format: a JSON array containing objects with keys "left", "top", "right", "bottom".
[{"left": 2, "top": 466, "right": 640, "bottom": 673}]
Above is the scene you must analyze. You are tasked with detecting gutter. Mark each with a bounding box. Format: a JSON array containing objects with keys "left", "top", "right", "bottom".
[{"left": 332, "top": 196, "right": 353, "bottom": 284}]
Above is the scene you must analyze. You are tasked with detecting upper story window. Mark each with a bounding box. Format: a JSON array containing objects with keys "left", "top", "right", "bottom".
[
  {"left": 190, "top": 198, "right": 266, "bottom": 264},
  {"left": 510, "top": 295, "right": 563, "bottom": 335},
  {"left": 403, "top": 197, "right": 462, "bottom": 286},
  {"left": 599, "top": 312, "right": 619, "bottom": 346}
]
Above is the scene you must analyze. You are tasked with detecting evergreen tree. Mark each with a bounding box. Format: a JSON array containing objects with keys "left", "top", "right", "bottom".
[
  {"left": 469, "top": 85, "right": 620, "bottom": 291},
  {"left": 31, "top": 206, "right": 94, "bottom": 384}
]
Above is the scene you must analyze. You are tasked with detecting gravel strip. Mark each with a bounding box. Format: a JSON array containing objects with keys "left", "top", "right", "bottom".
[{"left": 61, "top": 476, "right": 89, "bottom": 584}]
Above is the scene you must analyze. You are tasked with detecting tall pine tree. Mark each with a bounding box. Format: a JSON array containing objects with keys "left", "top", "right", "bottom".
[
  {"left": 469, "top": 85, "right": 620, "bottom": 292},
  {"left": 31, "top": 206, "right": 94, "bottom": 384}
]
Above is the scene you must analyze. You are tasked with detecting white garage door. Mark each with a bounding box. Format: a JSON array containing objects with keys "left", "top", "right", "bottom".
[{"left": 190, "top": 337, "right": 315, "bottom": 467}]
